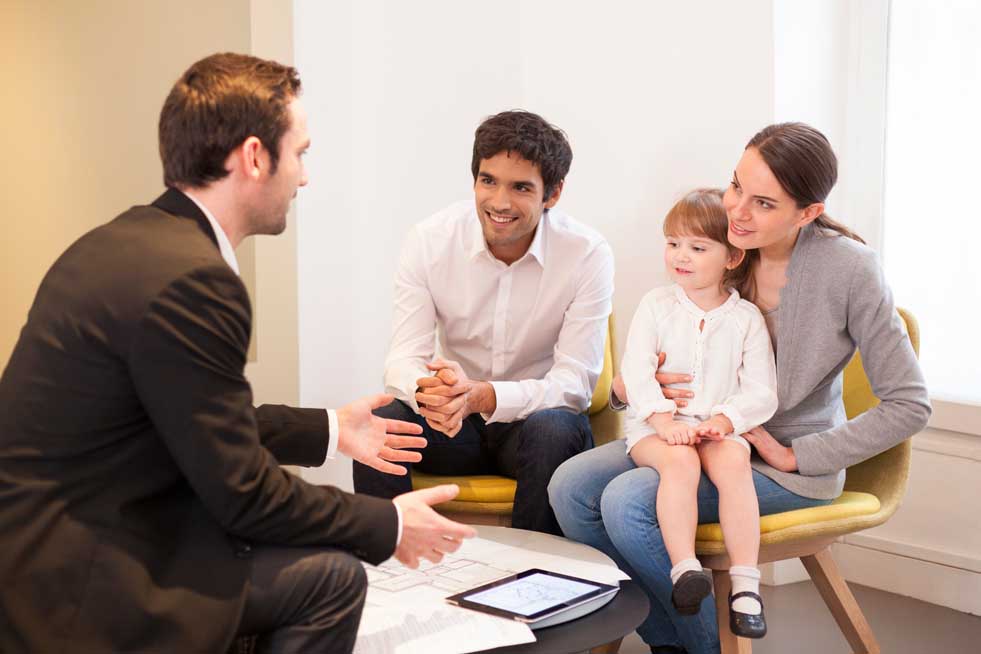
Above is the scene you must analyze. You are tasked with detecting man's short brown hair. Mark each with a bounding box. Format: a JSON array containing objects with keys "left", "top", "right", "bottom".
[
  {"left": 471, "top": 110, "right": 572, "bottom": 202},
  {"left": 159, "top": 52, "right": 301, "bottom": 188}
]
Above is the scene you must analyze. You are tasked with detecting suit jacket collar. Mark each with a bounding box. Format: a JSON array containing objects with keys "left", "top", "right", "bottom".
[{"left": 151, "top": 187, "right": 220, "bottom": 250}]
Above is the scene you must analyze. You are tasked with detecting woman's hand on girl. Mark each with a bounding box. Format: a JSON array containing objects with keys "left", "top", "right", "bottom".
[
  {"left": 743, "top": 426, "right": 798, "bottom": 472},
  {"left": 611, "top": 352, "right": 694, "bottom": 408}
]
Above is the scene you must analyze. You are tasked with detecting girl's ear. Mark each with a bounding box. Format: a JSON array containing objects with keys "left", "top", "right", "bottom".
[{"left": 726, "top": 248, "right": 746, "bottom": 270}]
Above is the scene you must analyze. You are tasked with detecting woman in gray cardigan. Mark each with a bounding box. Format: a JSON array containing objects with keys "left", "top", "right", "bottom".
[{"left": 547, "top": 123, "right": 931, "bottom": 654}]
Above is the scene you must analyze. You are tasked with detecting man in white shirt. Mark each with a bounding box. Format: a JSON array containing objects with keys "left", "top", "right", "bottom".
[{"left": 353, "top": 110, "right": 615, "bottom": 535}]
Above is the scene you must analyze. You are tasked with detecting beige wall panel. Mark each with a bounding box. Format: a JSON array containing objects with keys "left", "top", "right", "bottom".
[{"left": 1, "top": 0, "right": 301, "bottom": 410}]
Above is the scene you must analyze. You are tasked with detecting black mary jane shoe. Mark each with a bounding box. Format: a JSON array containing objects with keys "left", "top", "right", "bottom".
[
  {"left": 671, "top": 569, "right": 713, "bottom": 615},
  {"left": 650, "top": 646, "right": 688, "bottom": 654},
  {"left": 729, "top": 590, "right": 767, "bottom": 639}
]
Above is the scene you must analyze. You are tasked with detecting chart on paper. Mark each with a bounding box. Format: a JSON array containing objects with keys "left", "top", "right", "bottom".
[{"left": 366, "top": 555, "right": 511, "bottom": 596}]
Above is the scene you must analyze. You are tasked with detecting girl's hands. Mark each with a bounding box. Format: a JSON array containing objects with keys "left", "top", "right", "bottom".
[
  {"left": 647, "top": 414, "right": 698, "bottom": 445},
  {"left": 743, "top": 426, "right": 798, "bottom": 472},
  {"left": 694, "top": 414, "right": 732, "bottom": 441}
]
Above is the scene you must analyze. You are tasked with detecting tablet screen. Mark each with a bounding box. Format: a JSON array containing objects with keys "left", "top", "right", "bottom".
[{"left": 463, "top": 572, "right": 603, "bottom": 617}]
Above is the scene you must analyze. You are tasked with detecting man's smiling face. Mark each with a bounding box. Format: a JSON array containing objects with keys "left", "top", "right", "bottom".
[{"left": 473, "top": 150, "right": 561, "bottom": 265}]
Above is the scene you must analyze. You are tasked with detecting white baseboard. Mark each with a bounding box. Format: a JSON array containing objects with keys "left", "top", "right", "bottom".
[
  {"left": 760, "top": 559, "right": 810, "bottom": 586},
  {"left": 761, "top": 537, "right": 981, "bottom": 617},
  {"left": 843, "top": 532, "right": 981, "bottom": 574},
  {"left": 833, "top": 540, "right": 981, "bottom": 616}
]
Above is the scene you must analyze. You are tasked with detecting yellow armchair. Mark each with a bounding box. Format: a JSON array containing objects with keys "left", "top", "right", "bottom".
[
  {"left": 696, "top": 307, "right": 920, "bottom": 654},
  {"left": 412, "top": 314, "right": 620, "bottom": 525}
]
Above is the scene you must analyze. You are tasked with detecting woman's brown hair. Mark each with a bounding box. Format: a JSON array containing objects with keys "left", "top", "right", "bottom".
[{"left": 731, "top": 122, "right": 865, "bottom": 300}]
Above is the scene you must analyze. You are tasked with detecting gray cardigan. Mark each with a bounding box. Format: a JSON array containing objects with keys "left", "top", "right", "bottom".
[{"left": 755, "top": 223, "right": 931, "bottom": 499}]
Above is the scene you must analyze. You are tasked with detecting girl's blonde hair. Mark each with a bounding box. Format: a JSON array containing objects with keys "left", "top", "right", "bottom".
[{"left": 663, "top": 188, "right": 744, "bottom": 289}]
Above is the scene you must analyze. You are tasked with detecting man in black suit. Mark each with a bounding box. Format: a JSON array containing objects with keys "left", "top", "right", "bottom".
[{"left": 0, "top": 53, "right": 474, "bottom": 654}]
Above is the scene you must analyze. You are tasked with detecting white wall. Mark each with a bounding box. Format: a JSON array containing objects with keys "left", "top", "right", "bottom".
[
  {"left": 772, "top": 0, "right": 891, "bottom": 252},
  {"left": 294, "top": 0, "right": 775, "bottom": 488},
  {"left": 772, "top": 0, "right": 849, "bottom": 231}
]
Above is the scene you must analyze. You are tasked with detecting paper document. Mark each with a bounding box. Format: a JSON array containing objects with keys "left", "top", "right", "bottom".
[
  {"left": 354, "top": 604, "right": 534, "bottom": 654},
  {"left": 354, "top": 533, "right": 629, "bottom": 653}
]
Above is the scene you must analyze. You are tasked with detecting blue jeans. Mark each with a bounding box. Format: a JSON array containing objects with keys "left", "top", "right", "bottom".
[{"left": 548, "top": 440, "right": 831, "bottom": 654}]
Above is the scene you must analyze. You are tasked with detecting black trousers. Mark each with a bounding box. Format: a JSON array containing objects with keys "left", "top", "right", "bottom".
[
  {"left": 352, "top": 400, "right": 593, "bottom": 535},
  {"left": 235, "top": 545, "right": 367, "bottom": 654}
]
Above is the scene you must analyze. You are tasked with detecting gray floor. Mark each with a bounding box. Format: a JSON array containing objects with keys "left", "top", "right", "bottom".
[{"left": 618, "top": 581, "right": 981, "bottom": 653}]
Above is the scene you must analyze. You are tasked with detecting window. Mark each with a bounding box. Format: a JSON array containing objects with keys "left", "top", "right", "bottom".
[{"left": 881, "top": 2, "right": 981, "bottom": 420}]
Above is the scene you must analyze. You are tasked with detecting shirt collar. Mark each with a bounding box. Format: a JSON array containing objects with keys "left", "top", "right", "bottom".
[
  {"left": 182, "top": 191, "right": 240, "bottom": 276},
  {"left": 465, "top": 205, "right": 548, "bottom": 267},
  {"left": 672, "top": 284, "right": 740, "bottom": 318}
]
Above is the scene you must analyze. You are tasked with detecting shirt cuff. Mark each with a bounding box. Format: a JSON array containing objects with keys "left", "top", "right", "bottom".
[
  {"left": 711, "top": 404, "right": 745, "bottom": 436},
  {"left": 325, "top": 409, "right": 340, "bottom": 459},
  {"left": 385, "top": 364, "right": 430, "bottom": 414},
  {"left": 635, "top": 398, "right": 677, "bottom": 420},
  {"left": 609, "top": 388, "right": 628, "bottom": 412},
  {"left": 484, "top": 381, "right": 521, "bottom": 423},
  {"left": 393, "top": 501, "right": 403, "bottom": 547}
]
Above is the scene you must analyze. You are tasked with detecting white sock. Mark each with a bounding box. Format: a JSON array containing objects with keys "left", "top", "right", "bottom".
[
  {"left": 670, "top": 558, "right": 703, "bottom": 585},
  {"left": 729, "top": 566, "right": 762, "bottom": 614}
]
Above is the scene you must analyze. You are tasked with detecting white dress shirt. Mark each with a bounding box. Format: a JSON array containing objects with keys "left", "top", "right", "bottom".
[
  {"left": 385, "top": 200, "right": 614, "bottom": 422},
  {"left": 621, "top": 284, "right": 778, "bottom": 452}
]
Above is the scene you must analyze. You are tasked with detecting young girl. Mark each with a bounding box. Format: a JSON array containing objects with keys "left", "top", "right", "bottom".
[{"left": 621, "top": 188, "right": 777, "bottom": 639}]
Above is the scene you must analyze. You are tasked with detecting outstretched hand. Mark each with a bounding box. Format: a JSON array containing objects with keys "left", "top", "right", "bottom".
[
  {"left": 337, "top": 394, "right": 426, "bottom": 475},
  {"left": 393, "top": 484, "right": 477, "bottom": 568}
]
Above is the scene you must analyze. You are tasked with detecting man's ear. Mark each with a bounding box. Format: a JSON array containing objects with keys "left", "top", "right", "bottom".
[
  {"left": 230, "top": 136, "right": 264, "bottom": 181},
  {"left": 726, "top": 248, "right": 746, "bottom": 270},
  {"left": 797, "top": 201, "right": 824, "bottom": 228},
  {"left": 544, "top": 180, "right": 564, "bottom": 209}
]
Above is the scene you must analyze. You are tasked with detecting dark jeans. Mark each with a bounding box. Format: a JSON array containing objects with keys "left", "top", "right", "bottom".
[
  {"left": 352, "top": 400, "right": 593, "bottom": 535},
  {"left": 236, "top": 545, "right": 367, "bottom": 654}
]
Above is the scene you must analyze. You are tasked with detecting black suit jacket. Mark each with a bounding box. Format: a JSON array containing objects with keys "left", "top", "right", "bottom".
[{"left": 0, "top": 189, "right": 397, "bottom": 653}]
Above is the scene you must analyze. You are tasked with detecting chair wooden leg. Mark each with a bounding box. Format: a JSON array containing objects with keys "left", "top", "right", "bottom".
[
  {"left": 800, "top": 547, "right": 880, "bottom": 654},
  {"left": 712, "top": 569, "right": 753, "bottom": 654},
  {"left": 590, "top": 636, "right": 623, "bottom": 653}
]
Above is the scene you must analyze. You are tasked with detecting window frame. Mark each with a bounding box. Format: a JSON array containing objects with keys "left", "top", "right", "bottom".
[{"left": 842, "top": 0, "right": 980, "bottom": 437}]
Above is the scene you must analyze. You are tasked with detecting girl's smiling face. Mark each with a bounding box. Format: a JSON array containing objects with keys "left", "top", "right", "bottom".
[{"left": 664, "top": 232, "right": 738, "bottom": 293}]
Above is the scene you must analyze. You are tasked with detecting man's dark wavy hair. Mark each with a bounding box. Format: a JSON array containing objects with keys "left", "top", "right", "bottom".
[{"left": 471, "top": 110, "right": 572, "bottom": 201}]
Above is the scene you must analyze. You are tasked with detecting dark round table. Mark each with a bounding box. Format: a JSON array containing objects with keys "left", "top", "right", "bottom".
[{"left": 479, "top": 580, "right": 649, "bottom": 654}]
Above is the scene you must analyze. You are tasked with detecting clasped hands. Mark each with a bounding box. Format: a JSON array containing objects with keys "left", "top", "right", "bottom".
[{"left": 414, "top": 359, "right": 494, "bottom": 437}]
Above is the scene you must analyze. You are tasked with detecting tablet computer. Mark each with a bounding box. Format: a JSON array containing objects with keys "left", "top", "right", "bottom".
[{"left": 445, "top": 568, "right": 619, "bottom": 624}]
